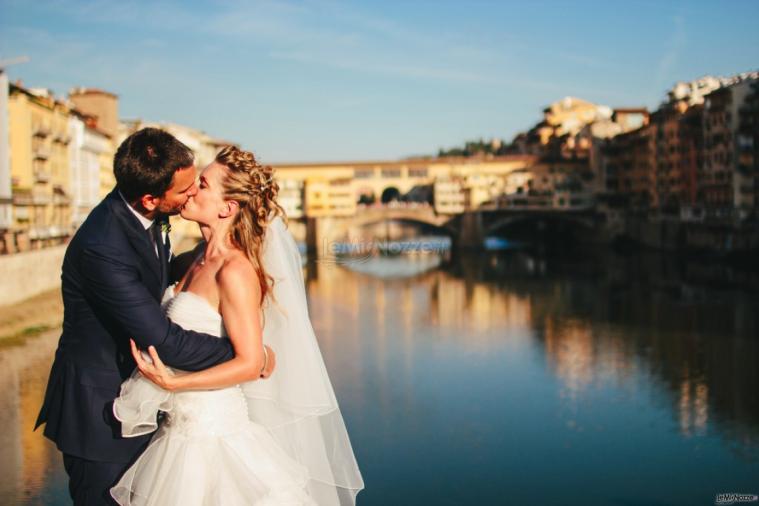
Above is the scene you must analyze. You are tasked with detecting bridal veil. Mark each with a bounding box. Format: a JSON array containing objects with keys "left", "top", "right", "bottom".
[{"left": 241, "top": 215, "right": 364, "bottom": 505}]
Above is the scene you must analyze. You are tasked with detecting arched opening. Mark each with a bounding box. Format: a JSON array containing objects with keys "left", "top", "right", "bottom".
[
  {"left": 357, "top": 188, "right": 376, "bottom": 205},
  {"left": 381, "top": 186, "right": 401, "bottom": 204},
  {"left": 401, "top": 184, "right": 434, "bottom": 205},
  {"left": 485, "top": 215, "right": 595, "bottom": 254}
]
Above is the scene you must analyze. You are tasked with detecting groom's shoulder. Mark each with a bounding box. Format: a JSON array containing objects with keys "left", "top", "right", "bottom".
[{"left": 70, "top": 190, "right": 128, "bottom": 250}]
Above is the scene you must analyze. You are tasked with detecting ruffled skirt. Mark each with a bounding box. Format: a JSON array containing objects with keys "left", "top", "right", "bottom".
[{"left": 111, "top": 386, "right": 316, "bottom": 505}]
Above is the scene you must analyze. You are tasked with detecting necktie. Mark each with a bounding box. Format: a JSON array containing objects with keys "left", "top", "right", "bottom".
[{"left": 150, "top": 221, "right": 167, "bottom": 290}]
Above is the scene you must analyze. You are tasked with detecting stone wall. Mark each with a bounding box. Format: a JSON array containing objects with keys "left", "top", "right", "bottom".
[{"left": 0, "top": 246, "right": 65, "bottom": 306}]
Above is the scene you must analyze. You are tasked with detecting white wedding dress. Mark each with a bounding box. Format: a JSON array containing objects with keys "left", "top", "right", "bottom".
[
  {"left": 111, "top": 286, "right": 316, "bottom": 505},
  {"left": 110, "top": 216, "right": 363, "bottom": 506}
]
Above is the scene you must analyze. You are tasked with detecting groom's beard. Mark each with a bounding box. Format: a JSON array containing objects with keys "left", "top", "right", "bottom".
[{"left": 157, "top": 201, "right": 187, "bottom": 216}]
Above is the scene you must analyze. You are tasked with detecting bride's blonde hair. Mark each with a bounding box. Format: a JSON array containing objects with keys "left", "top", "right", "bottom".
[{"left": 215, "top": 145, "right": 286, "bottom": 304}]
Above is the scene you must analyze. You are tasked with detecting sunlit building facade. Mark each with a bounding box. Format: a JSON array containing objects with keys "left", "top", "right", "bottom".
[{"left": 8, "top": 84, "right": 72, "bottom": 250}]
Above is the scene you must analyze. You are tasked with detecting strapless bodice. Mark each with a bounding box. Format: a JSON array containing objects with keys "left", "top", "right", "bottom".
[
  {"left": 162, "top": 285, "right": 227, "bottom": 338},
  {"left": 160, "top": 286, "right": 249, "bottom": 436},
  {"left": 114, "top": 285, "right": 249, "bottom": 438}
]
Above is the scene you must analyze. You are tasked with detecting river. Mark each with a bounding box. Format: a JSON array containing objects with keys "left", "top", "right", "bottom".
[{"left": 0, "top": 249, "right": 757, "bottom": 505}]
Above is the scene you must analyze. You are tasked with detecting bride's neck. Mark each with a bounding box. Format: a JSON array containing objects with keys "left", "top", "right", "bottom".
[{"left": 198, "top": 220, "right": 235, "bottom": 260}]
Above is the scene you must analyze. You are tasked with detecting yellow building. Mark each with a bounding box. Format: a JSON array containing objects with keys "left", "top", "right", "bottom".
[
  {"left": 543, "top": 96, "right": 613, "bottom": 137},
  {"left": 304, "top": 177, "right": 356, "bottom": 217},
  {"left": 277, "top": 178, "right": 304, "bottom": 219},
  {"left": 98, "top": 140, "right": 115, "bottom": 198},
  {"left": 433, "top": 177, "right": 466, "bottom": 214},
  {"left": 273, "top": 155, "right": 537, "bottom": 216},
  {"left": 8, "top": 84, "right": 72, "bottom": 249}
]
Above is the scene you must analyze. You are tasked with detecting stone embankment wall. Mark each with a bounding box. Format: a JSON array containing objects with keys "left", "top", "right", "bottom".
[{"left": 0, "top": 246, "right": 65, "bottom": 306}]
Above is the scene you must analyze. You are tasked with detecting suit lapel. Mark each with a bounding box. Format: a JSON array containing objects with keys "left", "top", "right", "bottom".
[{"left": 106, "top": 189, "right": 162, "bottom": 288}]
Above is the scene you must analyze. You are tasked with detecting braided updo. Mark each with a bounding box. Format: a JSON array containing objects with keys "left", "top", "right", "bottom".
[{"left": 215, "top": 145, "right": 286, "bottom": 303}]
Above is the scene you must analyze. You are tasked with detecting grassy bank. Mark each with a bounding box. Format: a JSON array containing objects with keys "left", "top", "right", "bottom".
[{"left": 0, "top": 288, "right": 62, "bottom": 348}]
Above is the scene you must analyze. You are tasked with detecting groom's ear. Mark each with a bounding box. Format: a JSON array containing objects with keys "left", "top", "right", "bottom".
[{"left": 139, "top": 194, "right": 161, "bottom": 212}]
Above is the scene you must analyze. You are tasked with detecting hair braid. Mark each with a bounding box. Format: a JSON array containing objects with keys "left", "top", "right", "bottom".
[{"left": 215, "top": 145, "right": 287, "bottom": 302}]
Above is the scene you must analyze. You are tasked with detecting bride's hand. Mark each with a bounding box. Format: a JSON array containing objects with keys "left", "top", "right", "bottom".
[
  {"left": 130, "top": 339, "right": 178, "bottom": 391},
  {"left": 261, "top": 345, "right": 276, "bottom": 379}
]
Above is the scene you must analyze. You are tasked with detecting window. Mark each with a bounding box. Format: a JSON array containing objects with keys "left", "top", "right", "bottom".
[{"left": 354, "top": 168, "right": 374, "bottom": 179}]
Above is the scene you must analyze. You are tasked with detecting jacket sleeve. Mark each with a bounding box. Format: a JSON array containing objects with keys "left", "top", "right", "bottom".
[{"left": 79, "top": 245, "right": 234, "bottom": 371}]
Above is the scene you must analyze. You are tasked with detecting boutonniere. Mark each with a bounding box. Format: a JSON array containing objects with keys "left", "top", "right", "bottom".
[{"left": 160, "top": 218, "right": 172, "bottom": 235}]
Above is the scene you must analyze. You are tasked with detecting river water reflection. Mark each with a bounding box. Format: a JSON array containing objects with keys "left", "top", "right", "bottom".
[{"left": 1, "top": 250, "right": 757, "bottom": 505}]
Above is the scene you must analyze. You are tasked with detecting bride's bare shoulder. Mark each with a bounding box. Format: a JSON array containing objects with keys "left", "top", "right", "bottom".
[{"left": 216, "top": 252, "right": 261, "bottom": 302}]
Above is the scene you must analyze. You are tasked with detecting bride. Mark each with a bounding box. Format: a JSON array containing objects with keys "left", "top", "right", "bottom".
[{"left": 109, "top": 146, "right": 364, "bottom": 505}]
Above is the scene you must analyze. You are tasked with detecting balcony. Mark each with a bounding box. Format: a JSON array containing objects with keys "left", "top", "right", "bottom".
[
  {"left": 33, "top": 145, "right": 51, "bottom": 160},
  {"left": 34, "top": 169, "right": 52, "bottom": 183},
  {"left": 53, "top": 185, "right": 71, "bottom": 205},
  {"left": 32, "top": 193, "right": 52, "bottom": 205},
  {"left": 13, "top": 206, "right": 30, "bottom": 221},
  {"left": 53, "top": 133, "right": 71, "bottom": 145},
  {"left": 12, "top": 189, "right": 34, "bottom": 206},
  {"left": 33, "top": 125, "right": 52, "bottom": 138}
]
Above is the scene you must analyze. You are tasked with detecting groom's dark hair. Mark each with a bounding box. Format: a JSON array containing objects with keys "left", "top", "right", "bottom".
[{"left": 114, "top": 127, "right": 195, "bottom": 201}]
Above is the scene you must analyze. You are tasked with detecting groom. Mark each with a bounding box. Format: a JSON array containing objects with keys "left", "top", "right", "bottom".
[{"left": 35, "top": 128, "right": 276, "bottom": 505}]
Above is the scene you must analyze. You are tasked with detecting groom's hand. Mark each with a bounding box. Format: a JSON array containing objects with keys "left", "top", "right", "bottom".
[{"left": 260, "top": 345, "right": 276, "bottom": 379}]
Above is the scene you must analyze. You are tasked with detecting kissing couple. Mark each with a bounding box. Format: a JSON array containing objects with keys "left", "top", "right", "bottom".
[{"left": 35, "top": 128, "right": 364, "bottom": 505}]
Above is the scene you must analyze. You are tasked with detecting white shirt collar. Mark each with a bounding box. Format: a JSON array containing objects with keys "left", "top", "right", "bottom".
[{"left": 118, "top": 190, "right": 154, "bottom": 230}]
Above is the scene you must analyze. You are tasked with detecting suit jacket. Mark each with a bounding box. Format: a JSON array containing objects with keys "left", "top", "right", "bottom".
[{"left": 35, "top": 188, "right": 234, "bottom": 463}]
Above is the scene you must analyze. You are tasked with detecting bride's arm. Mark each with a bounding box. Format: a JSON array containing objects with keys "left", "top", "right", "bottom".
[{"left": 133, "top": 257, "right": 272, "bottom": 391}]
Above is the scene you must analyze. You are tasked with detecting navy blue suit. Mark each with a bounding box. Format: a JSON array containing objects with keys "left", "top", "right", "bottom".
[{"left": 35, "top": 188, "right": 234, "bottom": 503}]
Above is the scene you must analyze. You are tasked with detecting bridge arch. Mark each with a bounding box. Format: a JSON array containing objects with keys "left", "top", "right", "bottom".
[
  {"left": 484, "top": 213, "right": 597, "bottom": 237},
  {"left": 332, "top": 211, "right": 457, "bottom": 242},
  {"left": 308, "top": 207, "right": 458, "bottom": 257}
]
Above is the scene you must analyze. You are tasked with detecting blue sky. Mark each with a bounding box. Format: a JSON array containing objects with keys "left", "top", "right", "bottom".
[{"left": 1, "top": 0, "right": 758, "bottom": 163}]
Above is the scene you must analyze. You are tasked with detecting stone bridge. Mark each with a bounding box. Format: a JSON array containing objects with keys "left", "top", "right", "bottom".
[{"left": 304, "top": 205, "right": 603, "bottom": 257}]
